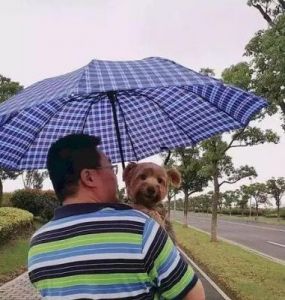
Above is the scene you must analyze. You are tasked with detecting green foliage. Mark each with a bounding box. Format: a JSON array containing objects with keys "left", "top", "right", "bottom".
[
  {"left": 0, "top": 207, "right": 33, "bottom": 244},
  {"left": 245, "top": 15, "right": 285, "bottom": 128},
  {"left": 0, "top": 75, "right": 23, "bottom": 201},
  {"left": 222, "top": 190, "right": 240, "bottom": 210},
  {"left": 10, "top": 189, "right": 41, "bottom": 216},
  {"left": 0, "top": 75, "right": 23, "bottom": 104},
  {"left": 10, "top": 189, "right": 60, "bottom": 221},
  {"left": 39, "top": 191, "right": 60, "bottom": 221},
  {"left": 266, "top": 177, "right": 285, "bottom": 218},
  {"left": 0, "top": 192, "right": 12, "bottom": 207},
  {"left": 222, "top": 62, "right": 253, "bottom": 90}
]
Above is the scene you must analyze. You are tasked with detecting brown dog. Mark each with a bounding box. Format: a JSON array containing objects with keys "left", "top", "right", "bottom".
[{"left": 123, "top": 162, "right": 181, "bottom": 242}]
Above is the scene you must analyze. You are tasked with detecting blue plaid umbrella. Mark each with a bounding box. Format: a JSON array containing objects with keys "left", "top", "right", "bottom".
[{"left": 0, "top": 57, "right": 266, "bottom": 170}]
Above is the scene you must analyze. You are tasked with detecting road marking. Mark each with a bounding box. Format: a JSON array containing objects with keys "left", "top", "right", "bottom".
[
  {"left": 178, "top": 247, "right": 232, "bottom": 300},
  {"left": 267, "top": 241, "right": 285, "bottom": 248},
  {"left": 176, "top": 221, "right": 285, "bottom": 266}
]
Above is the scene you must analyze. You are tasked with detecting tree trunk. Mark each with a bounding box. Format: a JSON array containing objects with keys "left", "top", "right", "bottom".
[
  {"left": 167, "top": 193, "right": 171, "bottom": 219},
  {"left": 252, "top": 4, "right": 274, "bottom": 26},
  {"left": 277, "top": 203, "right": 280, "bottom": 222},
  {"left": 211, "top": 172, "right": 219, "bottom": 242},
  {"left": 0, "top": 178, "right": 3, "bottom": 206},
  {"left": 183, "top": 189, "right": 188, "bottom": 227},
  {"left": 255, "top": 202, "right": 259, "bottom": 220}
]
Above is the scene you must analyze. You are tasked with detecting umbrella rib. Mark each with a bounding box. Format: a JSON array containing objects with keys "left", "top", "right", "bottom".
[
  {"left": 116, "top": 93, "right": 139, "bottom": 162},
  {"left": 135, "top": 91, "right": 197, "bottom": 146},
  {"left": 81, "top": 96, "right": 102, "bottom": 133}
]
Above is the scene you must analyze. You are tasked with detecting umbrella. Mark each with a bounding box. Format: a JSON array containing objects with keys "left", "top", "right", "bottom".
[{"left": 0, "top": 57, "right": 266, "bottom": 170}]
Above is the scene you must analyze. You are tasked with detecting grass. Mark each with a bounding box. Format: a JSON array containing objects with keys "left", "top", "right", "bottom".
[
  {"left": 174, "top": 222, "right": 285, "bottom": 300},
  {"left": 0, "top": 220, "right": 43, "bottom": 285}
]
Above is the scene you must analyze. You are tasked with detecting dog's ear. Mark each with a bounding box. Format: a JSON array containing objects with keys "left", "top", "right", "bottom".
[
  {"left": 123, "top": 162, "right": 137, "bottom": 183},
  {"left": 166, "top": 168, "right": 181, "bottom": 188}
]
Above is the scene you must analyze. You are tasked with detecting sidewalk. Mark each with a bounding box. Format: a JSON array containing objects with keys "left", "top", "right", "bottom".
[{"left": 0, "top": 272, "right": 41, "bottom": 300}]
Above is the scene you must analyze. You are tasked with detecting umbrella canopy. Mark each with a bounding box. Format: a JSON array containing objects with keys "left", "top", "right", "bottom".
[{"left": 0, "top": 57, "right": 266, "bottom": 170}]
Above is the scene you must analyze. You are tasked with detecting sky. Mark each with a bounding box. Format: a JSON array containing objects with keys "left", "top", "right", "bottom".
[{"left": 1, "top": 0, "right": 284, "bottom": 196}]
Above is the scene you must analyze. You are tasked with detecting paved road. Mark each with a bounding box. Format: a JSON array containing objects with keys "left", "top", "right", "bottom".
[{"left": 172, "top": 211, "right": 285, "bottom": 261}]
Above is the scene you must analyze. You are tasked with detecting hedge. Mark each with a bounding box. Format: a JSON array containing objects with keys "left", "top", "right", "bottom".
[
  {"left": 0, "top": 207, "right": 33, "bottom": 245},
  {"left": 10, "top": 189, "right": 60, "bottom": 221}
]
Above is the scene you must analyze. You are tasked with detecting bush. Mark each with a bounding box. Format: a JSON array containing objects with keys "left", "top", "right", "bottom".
[
  {"left": 1, "top": 193, "right": 13, "bottom": 207},
  {"left": 0, "top": 207, "right": 33, "bottom": 245},
  {"left": 10, "top": 189, "right": 60, "bottom": 221},
  {"left": 38, "top": 191, "right": 60, "bottom": 221},
  {"left": 10, "top": 189, "right": 42, "bottom": 216}
]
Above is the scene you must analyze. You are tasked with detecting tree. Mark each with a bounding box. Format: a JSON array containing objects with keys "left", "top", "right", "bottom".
[
  {"left": 236, "top": 190, "right": 249, "bottom": 216},
  {"left": 117, "top": 187, "right": 127, "bottom": 202},
  {"left": 201, "top": 136, "right": 258, "bottom": 241},
  {"left": 23, "top": 170, "right": 49, "bottom": 190},
  {"left": 199, "top": 68, "right": 279, "bottom": 242},
  {"left": 222, "top": 62, "right": 253, "bottom": 90},
  {"left": 170, "top": 147, "right": 209, "bottom": 226},
  {"left": 266, "top": 177, "right": 285, "bottom": 221},
  {"left": 0, "top": 75, "right": 22, "bottom": 104},
  {"left": 245, "top": 15, "right": 285, "bottom": 129},
  {"left": 247, "top": 0, "right": 285, "bottom": 26},
  {"left": 222, "top": 190, "right": 240, "bottom": 215},
  {"left": 0, "top": 75, "right": 23, "bottom": 203},
  {"left": 241, "top": 183, "right": 269, "bottom": 218}
]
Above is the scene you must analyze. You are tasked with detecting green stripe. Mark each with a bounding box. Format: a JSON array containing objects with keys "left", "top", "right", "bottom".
[
  {"left": 162, "top": 266, "right": 195, "bottom": 298},
  {"left": 149, "top": 238, "right": 173, "bottom": 281},
  {"left": 29, "top": 233, "right": 141, "bottom": 257},
  {"left": 35, "top": 273, "right": 149, "bottom": 289}
]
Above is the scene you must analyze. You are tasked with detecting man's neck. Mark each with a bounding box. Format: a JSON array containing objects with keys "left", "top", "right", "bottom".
[{"left": 63, "top": 189, "right": 118, "bottom": 206}]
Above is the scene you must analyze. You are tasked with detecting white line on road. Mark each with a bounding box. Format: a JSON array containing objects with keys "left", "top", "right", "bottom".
[{"left": 267, "top": 241, "right": 285, "bottom": 248}]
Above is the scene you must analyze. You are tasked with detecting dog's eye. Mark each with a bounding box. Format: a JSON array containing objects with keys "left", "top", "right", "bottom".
[
  {"left": 140, "top": 174, "right": 147, "bottom": 180},
  {"left": 157, "top": 178, "right": 163, "bottom": 184}
]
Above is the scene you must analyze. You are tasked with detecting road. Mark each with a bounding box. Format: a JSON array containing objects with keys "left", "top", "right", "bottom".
[{"left": 172, "top": 211, "right": 285, "bottom": 262}]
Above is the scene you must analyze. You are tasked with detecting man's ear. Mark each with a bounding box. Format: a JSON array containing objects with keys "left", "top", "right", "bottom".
[
  {"left": 80, "top": 169, "right": 97, "bottom": 188},
  {"left": 123, "top": 162, "right": 137, "bottom": 184},
  {"left": 166, "top": 168, "right": 181, "bottom": 188}
]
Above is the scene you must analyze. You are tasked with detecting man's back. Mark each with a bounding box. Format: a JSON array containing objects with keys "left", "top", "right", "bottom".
[{"left": 28, "top": 203, "right": 198, "bottom": 299}]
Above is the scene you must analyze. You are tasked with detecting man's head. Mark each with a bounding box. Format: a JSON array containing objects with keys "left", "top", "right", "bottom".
[{"left": 47, "top": 134, "right": 118, "bottom": 204}]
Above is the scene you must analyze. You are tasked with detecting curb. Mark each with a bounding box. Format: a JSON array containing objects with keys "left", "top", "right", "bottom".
[{"left": 178, "top": 247, "right": 232, "bottom": 300}]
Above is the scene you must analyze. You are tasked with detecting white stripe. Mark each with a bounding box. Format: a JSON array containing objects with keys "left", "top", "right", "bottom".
[
  {"left": 35, "top": 215, "right": 146, "bottom": 235},
  {"left": 45, "top": 288, "right": 149, "bottom": 300},
  {"left": 267, "top": 241, "right": 285, "bottom": 248},
  {"left": 158, "top": 254, "right": 180, "bottom": 284},
  {"left": 142, "top": 221, "right": 159, "bottom": 256},
  {"left": 29, "top": 252, "right": 143, "bottom": 272}
]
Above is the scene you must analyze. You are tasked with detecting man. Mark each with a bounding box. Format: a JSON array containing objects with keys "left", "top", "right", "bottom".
[{"left": 28, "top": 134, "right": 205, "bottom": 300}]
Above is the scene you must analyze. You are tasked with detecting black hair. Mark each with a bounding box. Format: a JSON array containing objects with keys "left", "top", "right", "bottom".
[{"left": 47, "top": 134, "right": 101, "bottom": 203}]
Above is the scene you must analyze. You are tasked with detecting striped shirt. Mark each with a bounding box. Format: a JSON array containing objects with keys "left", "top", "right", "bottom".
[{"left": 28, "top": 203, "right": 198, "bottom": 299}]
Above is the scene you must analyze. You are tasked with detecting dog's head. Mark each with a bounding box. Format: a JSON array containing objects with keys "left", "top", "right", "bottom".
[{"left": 123, "top": 162, "right": 181, "bottom": 208}]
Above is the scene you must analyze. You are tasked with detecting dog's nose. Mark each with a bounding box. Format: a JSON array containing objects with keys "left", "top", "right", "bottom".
[{"left": 147, "top": 186, "right": 156, "bottom": 196}]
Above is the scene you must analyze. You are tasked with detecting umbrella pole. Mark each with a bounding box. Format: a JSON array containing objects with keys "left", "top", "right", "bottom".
[{"left": 107, "top": 91, "right": 126, "bottom": 169}]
